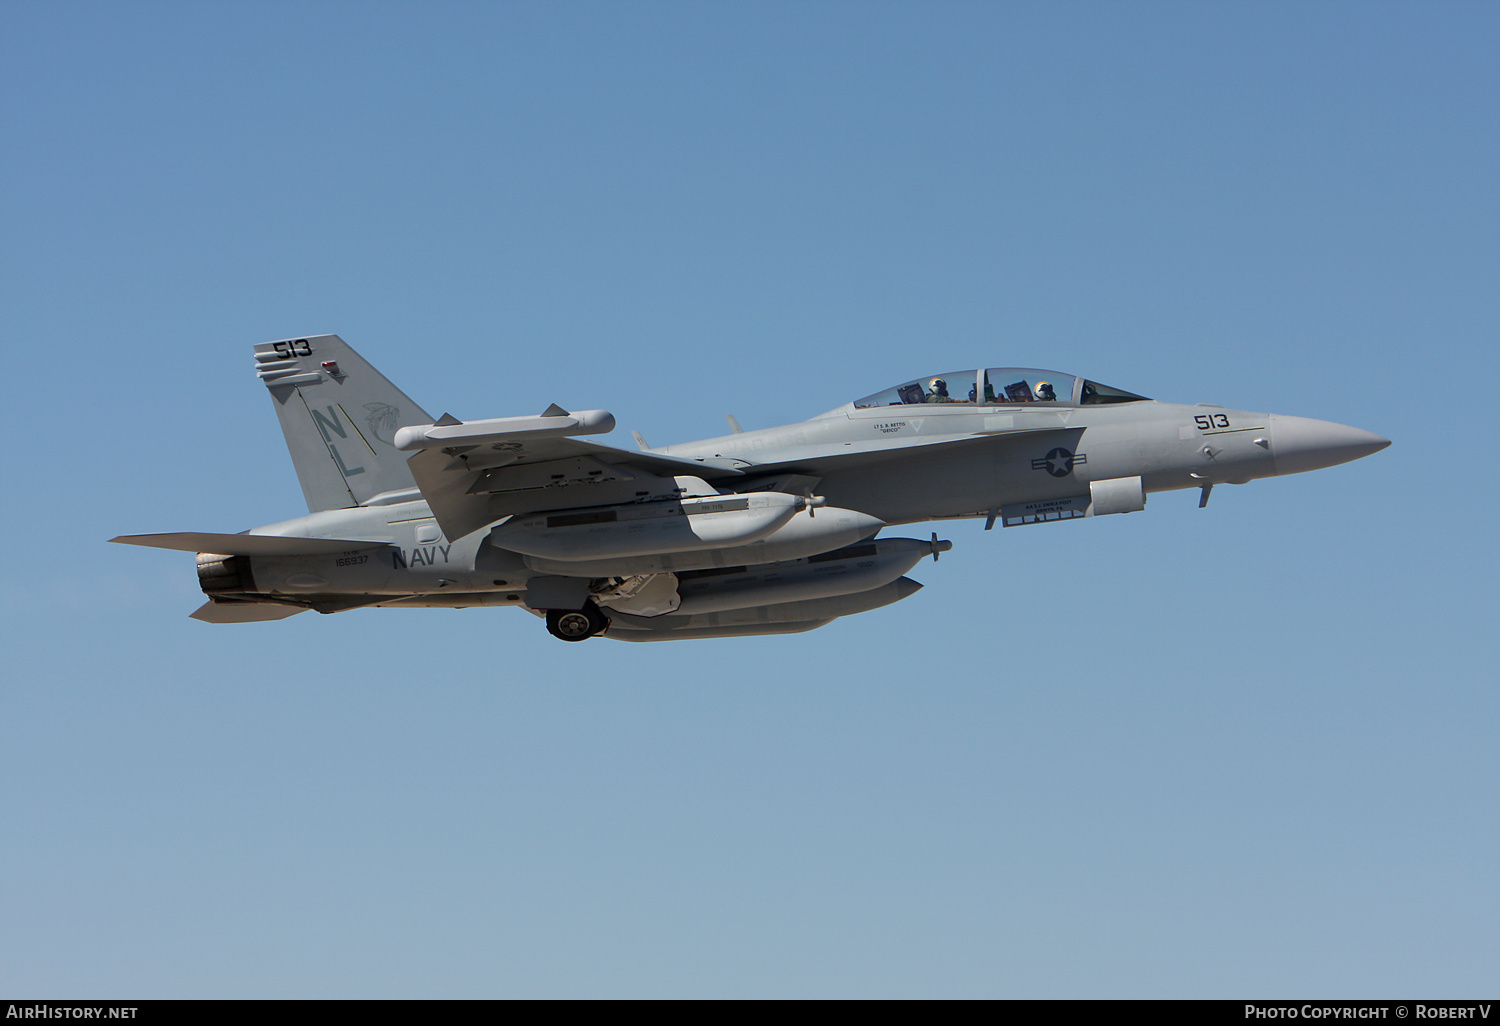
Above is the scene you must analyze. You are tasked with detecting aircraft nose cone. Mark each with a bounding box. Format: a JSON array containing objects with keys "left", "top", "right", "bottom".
[{"left": 1269, "top": 414, "right": 1391, "bottom": 476}]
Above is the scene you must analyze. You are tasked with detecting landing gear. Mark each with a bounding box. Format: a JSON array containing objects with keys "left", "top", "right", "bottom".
[{"left": 545, "top": 603, "right": 610, "bottom": 642}]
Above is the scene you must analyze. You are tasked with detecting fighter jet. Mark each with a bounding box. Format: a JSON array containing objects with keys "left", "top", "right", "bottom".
[{"left": 112, "top": 335, "right": 1389, "bottom": 642}]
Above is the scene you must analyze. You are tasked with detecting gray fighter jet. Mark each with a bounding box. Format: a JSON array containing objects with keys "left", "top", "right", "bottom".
[{"left": 113, "top": 335, "right": 1389, "bottom": 642}]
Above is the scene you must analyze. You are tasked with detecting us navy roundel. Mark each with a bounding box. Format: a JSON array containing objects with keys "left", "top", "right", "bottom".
[{"left": 1031, "top": 447, "right": 1087, "bottom": 477}]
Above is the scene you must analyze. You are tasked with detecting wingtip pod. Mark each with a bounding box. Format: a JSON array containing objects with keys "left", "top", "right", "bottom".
[{"left": 393, "top": 409, "right": 616, "bottom": 451}]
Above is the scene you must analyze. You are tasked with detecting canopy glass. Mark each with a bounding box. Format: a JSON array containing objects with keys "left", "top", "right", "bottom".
[{"left": 853, "top": 369, "right": 1149, "bottom": 409}]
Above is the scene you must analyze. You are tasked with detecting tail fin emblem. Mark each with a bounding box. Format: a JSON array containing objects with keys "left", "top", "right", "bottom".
[{"left": 363, "top": 402, "right": 401, "bottom": 447}]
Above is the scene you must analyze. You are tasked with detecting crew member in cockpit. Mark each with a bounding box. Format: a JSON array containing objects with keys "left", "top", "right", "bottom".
[
  {"left": 926, "top": 377, "right": 955, "bottom": 403},
  {"left": 1035, "top": 381, "right": 1058, "bottom": 402}
]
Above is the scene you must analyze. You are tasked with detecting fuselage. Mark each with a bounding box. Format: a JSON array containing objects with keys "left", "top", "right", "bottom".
[
  {"left": 242, "top": 395, "right": 1386, "bottom": 601},
  {"left": 116, "top": 338, "right": 1389, "bottom": 638},
  {"left": 656, "top": 398, "right": 1385, "bottom": 526}
]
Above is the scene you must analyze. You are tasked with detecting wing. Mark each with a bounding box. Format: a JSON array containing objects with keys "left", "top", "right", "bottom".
[
  {"left": 406, "top": 431, "right": 746, "bottom": 539},
  {"left": 401, "top": 408, "right": 1072, "bottom": 540}
]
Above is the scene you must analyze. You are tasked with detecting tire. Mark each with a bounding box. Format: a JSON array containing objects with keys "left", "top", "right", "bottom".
[
  {"left": 546, "top": 609, "right": 595, "bottom": 641},
  {"left": 545, "top": 604, "right": 610, "bottom": 641}
]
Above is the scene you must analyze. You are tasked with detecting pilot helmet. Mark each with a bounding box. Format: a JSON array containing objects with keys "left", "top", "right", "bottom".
[
  {"left": 1036, "top": 380, "right": 1055, "bottom": 398},
  {"left": 929, "top": 377, "right": 948, "bottom": 394}
]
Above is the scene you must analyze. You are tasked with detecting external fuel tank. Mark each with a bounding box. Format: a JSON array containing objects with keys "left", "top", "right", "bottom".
[{"left": 514, "top": 505, "right": 885, "bottom": 578}]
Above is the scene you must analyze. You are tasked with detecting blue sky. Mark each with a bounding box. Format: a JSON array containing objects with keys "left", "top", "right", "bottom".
[{"left": 2, "top": 1, "right": 1495, "bottom": 997}]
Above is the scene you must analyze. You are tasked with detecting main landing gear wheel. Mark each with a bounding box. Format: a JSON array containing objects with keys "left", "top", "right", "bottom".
[{"left": 545, "top": 604, "right": 610, "bottom": 642}]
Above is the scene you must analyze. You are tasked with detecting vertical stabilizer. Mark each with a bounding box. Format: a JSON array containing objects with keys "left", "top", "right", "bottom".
[{"left": 255, "top": 335, "right": 432, "bottom": 512}]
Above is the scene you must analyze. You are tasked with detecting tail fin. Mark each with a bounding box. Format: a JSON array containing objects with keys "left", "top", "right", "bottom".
[{"left": 255, "top": 335, "right": 432, "bottom": 511}]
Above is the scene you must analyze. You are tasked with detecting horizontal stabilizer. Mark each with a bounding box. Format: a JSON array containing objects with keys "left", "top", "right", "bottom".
[
  {"left": 111, "top": 532, "right": 387, "bottom": 556},
  {"left": 191, "top": 600, "right": 307, "bottom": 623}
]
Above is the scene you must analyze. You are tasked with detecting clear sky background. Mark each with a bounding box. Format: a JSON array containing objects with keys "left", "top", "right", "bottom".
[{"left": 2, "top": 0, "right": 1495, "bottom": 998}]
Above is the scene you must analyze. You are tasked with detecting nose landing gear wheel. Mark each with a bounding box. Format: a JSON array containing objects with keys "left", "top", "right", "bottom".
[{"left": 545, "top": 604, "right": 609, "bottom": 642}]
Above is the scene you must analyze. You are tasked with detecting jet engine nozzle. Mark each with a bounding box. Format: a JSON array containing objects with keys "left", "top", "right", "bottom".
[
  {"left": 1268, "top": 415, "right": 1391, "bottom": 476},
  {"left": 196, "top": 552, "right": 254, "bottom": 595}
]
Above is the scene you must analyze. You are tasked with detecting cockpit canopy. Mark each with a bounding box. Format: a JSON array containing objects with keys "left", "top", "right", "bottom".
[{"left": 853, "top": 369, "right": 1149, "bottom": 409}]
